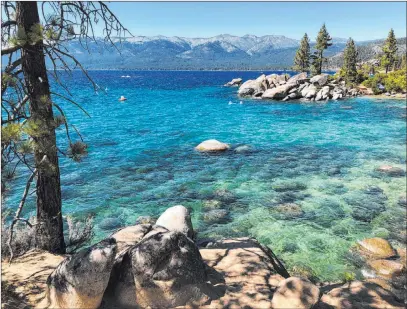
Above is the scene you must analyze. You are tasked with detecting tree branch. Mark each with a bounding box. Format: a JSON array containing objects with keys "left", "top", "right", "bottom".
[{"left": 7, "top": 168, "right": 37, "bottom": 263}]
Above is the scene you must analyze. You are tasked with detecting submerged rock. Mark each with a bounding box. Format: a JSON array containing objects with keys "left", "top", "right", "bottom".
[
  {"left": 195, "top": 139, "right": 230, "bottom": 152},
  {"left": 135, "top": 215, "right": 155, "bottom": 225},
  {"left": 272, "top": 181, "right": 307, "bottom": 192},
  {"left": 367, "top": 259, "right": 405, "bottom": 280},
  {"left": 99, "top": 217, "right": 123, "bottom": 230},
  {"left": 357, "top": 238, "right": 396, "bottom": 260},
  {"left": 376, "top": 165, "right": 406, "bottom": 177},
  {"left": 202, "top": 199, "right": 222, "bottom": 210},
  {"left": 271, "top": 277, "right": 320, "bottom": 309},
  {"left": 274, "top": 203, "right": 304, "bottom": 219},
  {"left": 203, "top": 209, "right": 229, "bottom": 223},
  {"left": 155, "top": 205, "right": 194, "bottom": 239},
  {"left": 234, "top": 144, "right": 252, "bottom": 153}
]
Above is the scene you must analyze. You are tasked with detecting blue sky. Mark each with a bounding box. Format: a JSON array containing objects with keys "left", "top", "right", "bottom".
[{"left": 104, "top": 2, "right": 406, "bottom": 41}]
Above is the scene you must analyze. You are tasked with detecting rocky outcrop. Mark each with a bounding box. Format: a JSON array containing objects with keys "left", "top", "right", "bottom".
[
  {"left": 45, "top": 238, "right": 117, "bottom": 309},
  {"left": 271, "top": 277, "right": 320, "bottom": 309},
  {"left": 155, "top": 205, "right": 194, "bottom": 239},
  {"left": 224, "top": 78, "right": 242, "bottom": 87},
  {"left": 199, "top": 238, "right": 287, "bottom": 309},
  {"left": 2, "top": 209, "right": 405, "bottom": 309},
  {"left": 353, "top": 237, "right": 406, "bottom": 303},
  {"left": 195, "top": 139, "right": 230, "bottom": 152},
  {"left": 237, "top": 73, "right": 359, "bottom": 102},
  {"left": 262, "top": 83, "right": 297, "bottom": 100},
  {"left": 310, "top": 73, "right": 329, "bottom": 86},
  {"left": 237, "top": 75, "right": 268, "bottom": 97},
  {"left": 130, "top": 230, "right": 209, "bottom": 308},
  {"left": 318, "top": 281, "right": 404, "bottom": 309}
]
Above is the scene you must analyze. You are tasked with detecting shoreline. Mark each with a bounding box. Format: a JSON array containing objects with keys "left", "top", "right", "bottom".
[{"left": 362, "top": 94, "right": 407, "bottom": 100}]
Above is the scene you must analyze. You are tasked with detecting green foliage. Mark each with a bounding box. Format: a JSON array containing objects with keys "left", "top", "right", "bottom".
[
  {"left": 1, "top": 123, "right": 22, "bottom": 144},
  {"left": 341, "top": 271, "right": 356, "bottom": 283},
  {"left": 341, "top": 38, "right": 358, "bottom": 85},
  {"left": 68, "top": 141, "right": 88, "bottom": 162},
  {"left": 9, "top": 26, "right": 28, "bottom": 47},
  {"left": 23, "top": 119, "right": 48, "bottom": 138},
  {"left": 362, "top": 69, "right": 406, "bottom": 93},
  {"left": 384, "top": 69, "right": 407, "bottom": 92},
  {"left": 381, "top": 29, "right": 398, "bottom": 73},
  {"left": 53, "top": 115, "right": 66, "bottom": 129},
  {"left": 293, "top": 33, "right": 310, "bottom": 72},
  {"left": 311, "top": 23, "right": 333, "bottom": 75},
  {"left": 27, "top": 24, "right": 44, "bottom": 45},
  {"left": 17, "top": 140, "right": 34, "bottom": 155}
]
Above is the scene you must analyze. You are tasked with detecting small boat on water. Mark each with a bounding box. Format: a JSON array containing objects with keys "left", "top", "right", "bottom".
[{"left": 119, "top": 96, "right": 127, "bottom": 101}]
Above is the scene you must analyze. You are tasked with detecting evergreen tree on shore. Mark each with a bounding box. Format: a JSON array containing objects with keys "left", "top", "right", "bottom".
[
  {"left": 341, "top": 38, "right": 358, "bottom": 84},
  {"left": 293, "top": 33, "right": 310, "bottom": 72},
  {"left": 2, "top": 1, "right": 129, "bottom": 257},
  {"left": 311, "top": 24, "right": 332, "bottom": 75},
  {"left": 381, "top": 29, "right": 398, "bottom": 73}
]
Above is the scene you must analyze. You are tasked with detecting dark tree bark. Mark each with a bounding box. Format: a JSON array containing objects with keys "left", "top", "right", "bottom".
[{"left": 16, "top": 1, "right": 65, "bottom": 253}]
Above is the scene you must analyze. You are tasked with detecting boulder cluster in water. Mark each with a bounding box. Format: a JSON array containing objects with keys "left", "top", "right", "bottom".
[{"left": 225, "top": 72, "right": 361, "bottom": 101}]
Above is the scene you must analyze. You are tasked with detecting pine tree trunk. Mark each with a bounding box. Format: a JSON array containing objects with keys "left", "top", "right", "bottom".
[{"left": 16, "top": 1, "right": 65, "bottom": 253}]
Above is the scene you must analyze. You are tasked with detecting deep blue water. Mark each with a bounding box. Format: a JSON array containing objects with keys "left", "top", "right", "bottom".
[{"left": 3, "top": 71, "right": 406, "bottom": 281}]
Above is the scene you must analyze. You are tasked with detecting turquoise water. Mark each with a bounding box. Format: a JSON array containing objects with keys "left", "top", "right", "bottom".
[{"left": 3, "top": 71, "right": 406, "bottom": 281}]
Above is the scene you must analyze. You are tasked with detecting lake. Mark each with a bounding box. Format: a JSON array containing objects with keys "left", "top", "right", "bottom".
[{"left": 3, "top": 70, "right": 406, "bottom": 281}]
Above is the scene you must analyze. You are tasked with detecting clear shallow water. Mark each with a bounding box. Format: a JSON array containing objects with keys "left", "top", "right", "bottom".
[{"left": 4, "top": 71, "right": 406, "bottom": 281}]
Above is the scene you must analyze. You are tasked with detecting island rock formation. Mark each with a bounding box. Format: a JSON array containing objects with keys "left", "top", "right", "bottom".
[{"left": 236, "top": 73, "right": 361, "bottom": 102}]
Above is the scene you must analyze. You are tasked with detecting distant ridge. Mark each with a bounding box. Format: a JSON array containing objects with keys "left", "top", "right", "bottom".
[{"left": 2, "top": 34, "right": 406, "bottom": 70}]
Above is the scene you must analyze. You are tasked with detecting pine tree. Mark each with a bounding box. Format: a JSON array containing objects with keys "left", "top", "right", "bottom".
[
  {"left": 310, "top": 23, "right": 333, "bottom": 75},
  {"left": 401, "top": 54, "right": 407, "bottom": 69},
  {"left": 381, "top": 29, "right": 398, "bottom": 73},
  {"left": 2, "top": 1, "right": 129, "bottom": 256},
  {"left": 293, "top": 33, "right": 310, "bottom": 72},
  {"left": 341, "top": 38, "right": 358, "bottom": 85}
]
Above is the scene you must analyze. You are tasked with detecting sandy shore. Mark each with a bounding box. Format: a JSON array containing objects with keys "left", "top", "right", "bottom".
[{"left": 363, "top": 94, "right": 407, "bottom": 100}]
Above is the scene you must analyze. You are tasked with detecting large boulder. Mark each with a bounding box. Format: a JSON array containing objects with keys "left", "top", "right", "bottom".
[
  {"left": 155, "top": 205, "right": 194, "bottom": 239},
  {"left": 287, "top": 72, "right": 308, "bottom": 85},
  {"left": 271, "top": 277, "right": 320, "bottom": 309},
  {"left": 130, "top": 230, "right": 210, "bottom": 308},
  {"left": 262, "top": 83, "right": 297, "bottom": 100},
  {"left": 315, "top": 86, "right": 331, "bottom": 101},
  {"left": 110, "top": 224, "right": 152, "bottom": 254},
  {"left": 45, "top": 238, "right": 117, "bottom": 309},
  {"left": 310, "top": 74, "right": 329, "bottom": 86},
  {"left": 357, "top": 238, "right": 396, "bottom": 260},
  {"left": 195, "top": 139, "right": 230, "bottom": 152},
  {"left": 238, "top": 75, "right": 267, "bottom": 97},
  {"left": 224, "top": 78, "right": 242, "bottom": 87},
  {"left": 301, "top": 84, "right": 318, "bottom": 99}
]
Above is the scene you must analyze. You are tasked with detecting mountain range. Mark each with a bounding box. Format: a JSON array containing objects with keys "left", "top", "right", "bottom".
[
  {"left": 64, "top": 34, "right": 351, "bottom": 70},
  {"left": 2, "top": 34, "right": 406, "bottom": 70}
]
